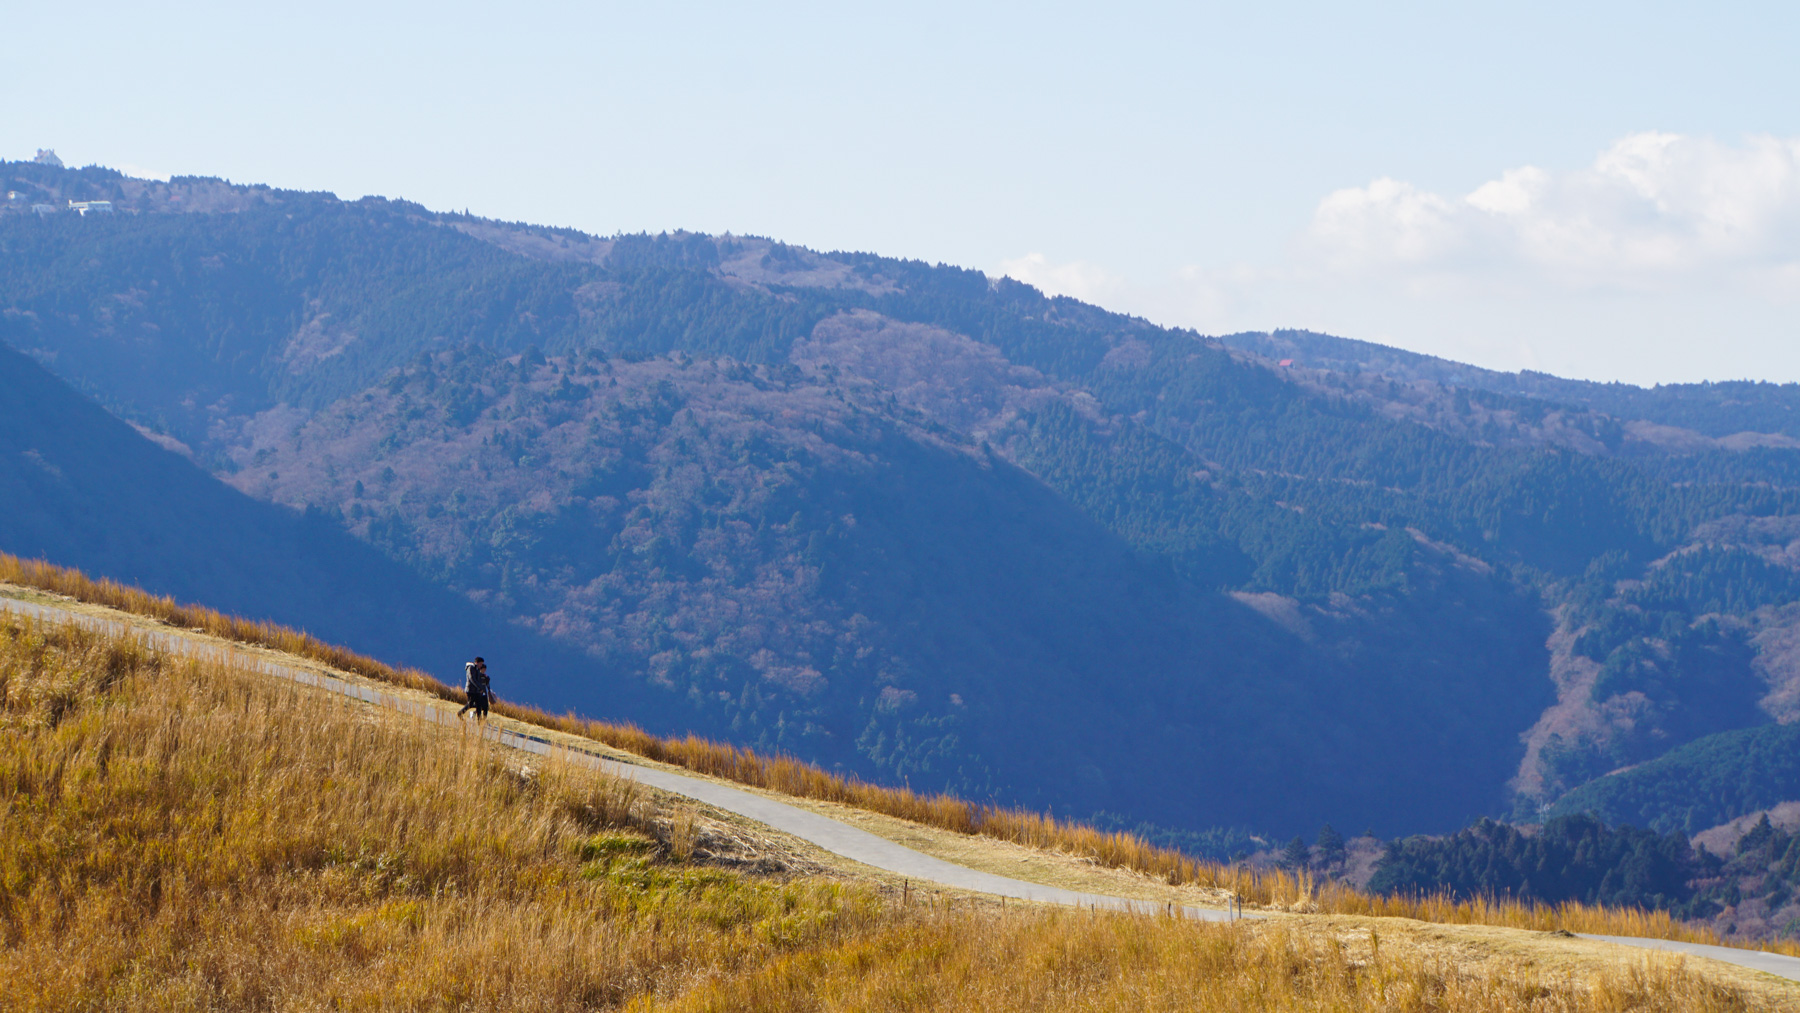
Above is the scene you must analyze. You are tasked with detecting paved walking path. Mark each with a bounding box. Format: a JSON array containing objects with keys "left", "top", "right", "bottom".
[{"left": 7, "top": 590, "right": 1800, "bottom": 985}]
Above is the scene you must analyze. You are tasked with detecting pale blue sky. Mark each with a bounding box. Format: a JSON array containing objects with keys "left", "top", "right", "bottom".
[{"left": 11, "top": 1, "right": 1800, "bottom": 384}]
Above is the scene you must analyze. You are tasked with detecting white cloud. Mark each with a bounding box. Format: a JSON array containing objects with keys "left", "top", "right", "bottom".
[
  {"left": 113, "top": 163, "right": 173, "bottom": 182},
  {"left": 994, "top": 134, "right": 1800, "bottom": 384},
  {"left": 1306, "top": 177, "right": 1468, "bottom": 274},
  {"left": 997, "top": 253, "right": 1279, "bottom": 335},
  {"left": 996, "top": 252, "right": 1128, "bottom": 305},
  {"left": 1303, "top": 132, "right": 1800, "bottom": 295}
]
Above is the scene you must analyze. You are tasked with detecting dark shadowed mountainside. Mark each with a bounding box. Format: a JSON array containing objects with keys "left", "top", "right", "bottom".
[{"left": 0, "top": 340, "right": 639, "bottom": 714}]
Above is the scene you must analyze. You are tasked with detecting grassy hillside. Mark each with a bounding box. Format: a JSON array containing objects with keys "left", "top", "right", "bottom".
[
  {"left": 9, "top": 557, "right": 1796, "bottom": 956},
  {"left": 1, "top": 607, "right": 1787, "bottom": 1011}
]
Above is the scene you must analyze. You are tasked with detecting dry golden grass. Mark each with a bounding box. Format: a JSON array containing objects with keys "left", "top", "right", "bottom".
[
  {"left": 3, "top": 552, "right": 1796, "bottom": 960},
  {"left": 639, "top": 913, "right": 1767, "bottom": 1013},
  {"left": 0, "top": 613, "right": 880, "bottom": 1009},
  {"left": 0, "top": 610, "right": 1776, "bottom": 1010}
]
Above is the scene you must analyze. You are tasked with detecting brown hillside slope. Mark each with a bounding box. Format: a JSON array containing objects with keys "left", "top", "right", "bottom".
[
  {"left": 1, "top": 610, "right": 1787, "bottom": 1010},
  {"left": 1, "top": 553, "right": 1795, "bottom": 957}
]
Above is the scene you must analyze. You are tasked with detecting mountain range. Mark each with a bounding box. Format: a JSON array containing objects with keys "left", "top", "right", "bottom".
[{"left": 6, "top": 158, "right": 1800, "bottom": 842}]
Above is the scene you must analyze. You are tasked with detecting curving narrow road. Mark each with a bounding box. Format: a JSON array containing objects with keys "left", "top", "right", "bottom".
[{"left": 5, "top": 590, "right": 1799, "bottom": 985}]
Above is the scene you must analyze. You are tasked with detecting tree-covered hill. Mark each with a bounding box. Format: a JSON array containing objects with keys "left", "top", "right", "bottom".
[
  {"left": 1368, "top": 814, "right": 1709, "bottom": 915},
  {"left": 207, "top": 344, "right": 1555, "bottom": 833},
  {"left": 6, "top": 159, "right": 1800, "bottom": 838},
  {"left": 1545, "top": 723, "right": 1800, "bottom": 836}
]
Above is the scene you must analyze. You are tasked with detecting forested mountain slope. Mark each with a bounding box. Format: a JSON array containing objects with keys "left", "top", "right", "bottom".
[
  {"left": 1218, "top": 329, "right": 1800, "bottom": 443},
  {"left": 1544, "top": 723, "right": 1800, "bottom": 835},
  {"left": 5, "top": 159, "right": 1800, "bottom": 838}
]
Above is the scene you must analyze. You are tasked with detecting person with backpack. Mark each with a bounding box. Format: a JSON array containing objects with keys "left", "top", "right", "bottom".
[{"left": 458, "top": 656, "right": 490, "bottom": 718}]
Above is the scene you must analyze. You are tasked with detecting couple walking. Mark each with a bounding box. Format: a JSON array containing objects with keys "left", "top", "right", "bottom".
[{"left": 458, "top": 656, "right": 491, "bottom": 718}]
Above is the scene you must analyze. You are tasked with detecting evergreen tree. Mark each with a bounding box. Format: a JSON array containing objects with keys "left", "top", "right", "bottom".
[{"left": 1316, "top": 823, "right": 1347, "bottom": 869}]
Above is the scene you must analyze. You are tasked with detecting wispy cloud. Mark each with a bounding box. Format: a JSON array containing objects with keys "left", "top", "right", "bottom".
[
  {"left": 114, "top": 163, "right": 173, "bottom": 182},
  {"left": 995, "top": 254, "right": 1272, "bottom": 331},
  {"left": 995, "top": 252, "right": 1129, "bottom": 305}
]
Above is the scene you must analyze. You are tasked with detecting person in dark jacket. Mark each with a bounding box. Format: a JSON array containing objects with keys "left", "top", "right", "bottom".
[{"left": 458, "top": 656, "right": 490, "bottom": 718}]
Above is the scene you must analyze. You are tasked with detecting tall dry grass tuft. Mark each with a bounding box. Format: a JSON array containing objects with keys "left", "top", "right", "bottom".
[
  {"left": 4, "top": 552, "right": 1797, "bottom": 959},
  {"left": 0, "top": 612, "right": 881, "bottom": 1009},
  {"left": 0, "top": 612, "right": 1774, "bottom": 1011}
]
